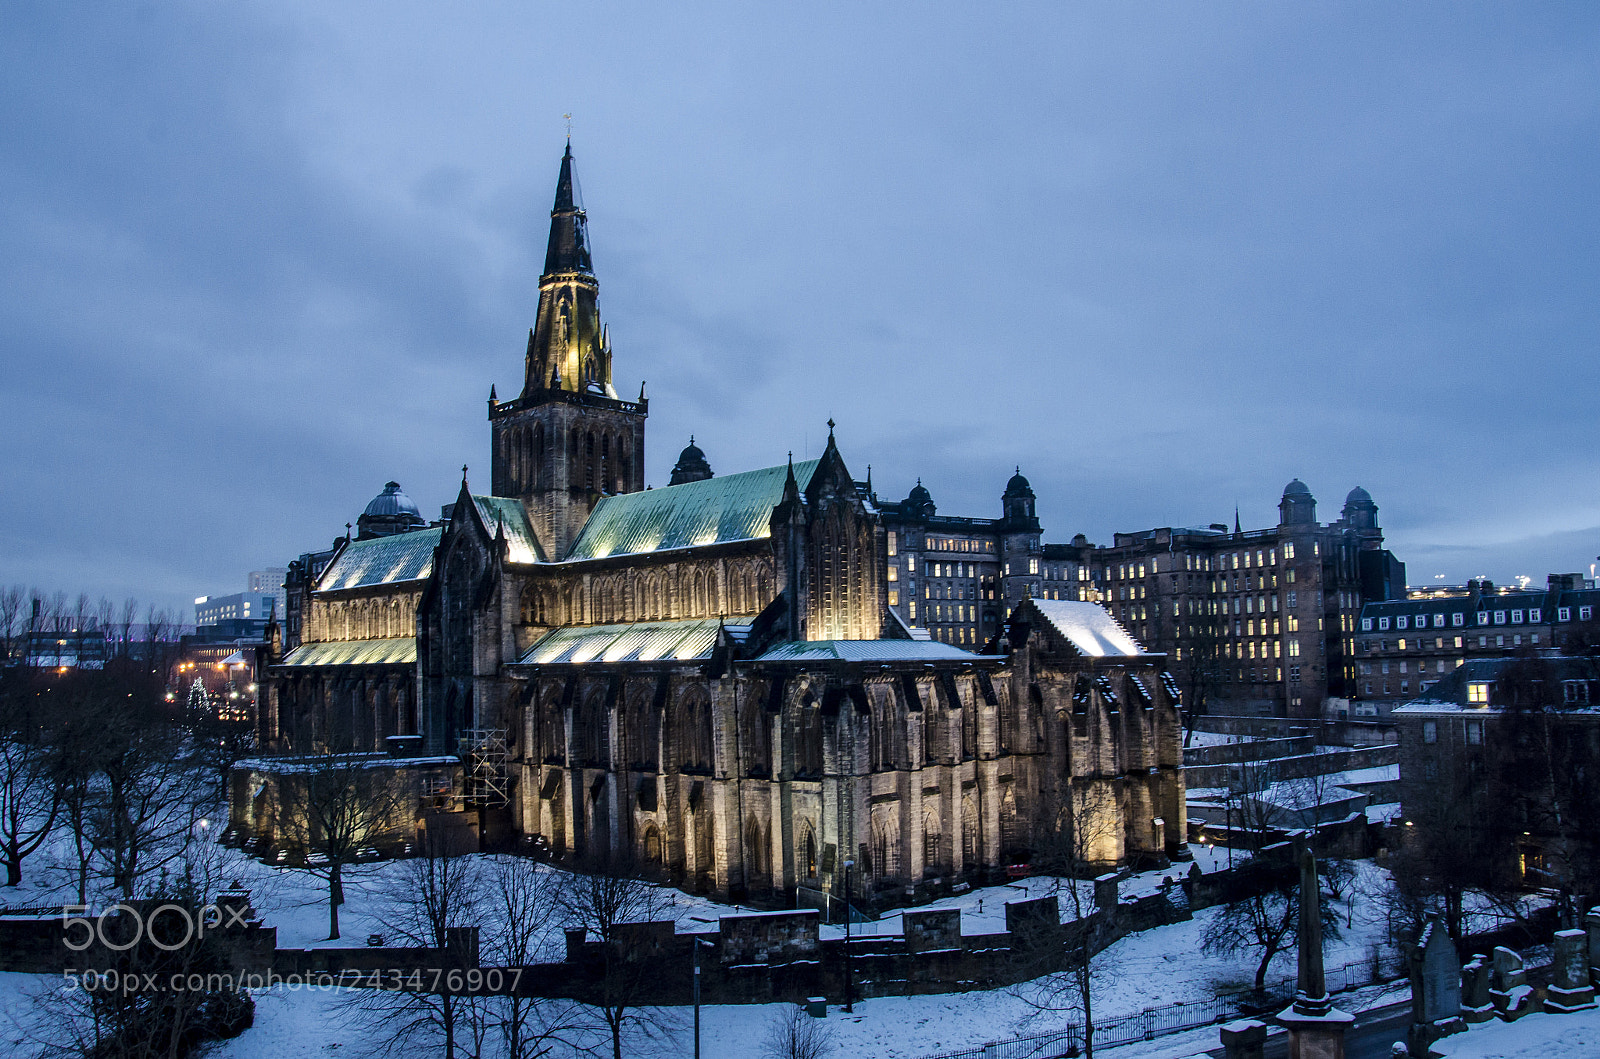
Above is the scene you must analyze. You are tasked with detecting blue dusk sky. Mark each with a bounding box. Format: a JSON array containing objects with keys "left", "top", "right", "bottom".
[{"left": 2, "top": 2, "right": 1597, "bottom": 616}]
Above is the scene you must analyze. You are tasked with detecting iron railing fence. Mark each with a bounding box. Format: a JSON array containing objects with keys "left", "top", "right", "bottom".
[{"left": 917, "top": 952, "right": 1406, "bottom": 1059}]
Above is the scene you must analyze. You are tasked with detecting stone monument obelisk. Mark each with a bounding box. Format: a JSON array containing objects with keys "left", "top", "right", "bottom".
[{"left": 1278, "top": 836, "right": 1354, "bottom": 1058}]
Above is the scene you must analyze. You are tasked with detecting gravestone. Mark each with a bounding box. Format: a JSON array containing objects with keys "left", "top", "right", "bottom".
[
  {"left": 1586, "top": 907, "right": 1600, "bottom": 976},
  {"left": 1460, "top": 955, "right": 1494, "bottom": 1024},
  {"left": 1405, "top": 914, "right": 1464, "bottom": 1056},
  {"left": 1218, "top": 1018, "right": 1267, "bottom": 1059},
  {"left": 1546, "top": 929, "right": 1597, "bottom": 1012},
  {"left": 1488, "top": 946, "right": 1535, "bottom": 1021}
]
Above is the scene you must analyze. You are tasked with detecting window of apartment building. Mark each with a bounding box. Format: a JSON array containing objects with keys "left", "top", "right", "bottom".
[
  {"left": 1362, "top": 617, "right": 1373, "bottom": 631},
  {"left": 1289, "top": 664, "right": 1301, "bottom": 683},
  {"left": 1513, "top": 635, "right": 1522, "bottom": 647},
  {"left": 1287, "top": 591, "right": 1298, "bottom": 608},
  {"left": 1397, "top": 615, "right": 1408, "bottom": 630},
  {"left": 1453, "top": 613, "right": 1464, "bottom": 627},
  {"left": 886, "top": 532, "right": 897, "bottom": 557},
  {"left": 1378, "top": 616, "right": 1390, "bottom": 630},
  {"left": 1564, "top": 681, "right": 1591, "bottom": 705},
  {"left": 1528, "top": 609, "right": 1540, "bottom": 623},
  {"left": 1433, "top": 614, "right": 1445, "bottom": 628},
  {"left": 1496, "top": 635, "right": 1505, "bottom": 647},
  {"left": 1423, "top": 721, "right": 1438, "bottom": 744},
  {"left": 888, "top": 590, "right": 899, "bottom": 606},
  {"left": 1582, "top": 606, "right": 1594, "bottom": 621},
  {"left": 1465, "top": 720, "right": 1483, "bottom": 745},
  {"left": 887, "top": 566, "right": 898, "bottom": 582},
  {"left": 1468, "top": 682, "right": 1491, "bottom": 706},
  {"left": 1364, "top": 682, "right": 1373, "bottom": 695},
  {"left": 1559, "top": 607, "right": 1571, "bottom": 622},
  {"left": 1510, "top": 610, "right": 1523, "bottom": 624},
  {"left": 1454, "top": 636, "right": 1463, "bottom": 648},
  {"left": 1493, "top": 611, "right": 1506, "bottom": 624},
  {"left": 1029, "top": 558, "right": 1040, "bottom": 575},
  {"left": 1283, "top": 543, "right": 1295, "bottom": 560},
  {"left": 906, "top": 556, "right": 915, "bottom": 572},
  {"left": 908, "top": 601, "right": 917, "bottom": 620},
  {"left": 1287, "top": 638, "right": 1300, "bottom": 657},
  {"left": 1478, "top": 635, "right": 1487, "bottom": 647},
  {"left": 1477, "top": 612, "right": 1489, "bottom": 625}
]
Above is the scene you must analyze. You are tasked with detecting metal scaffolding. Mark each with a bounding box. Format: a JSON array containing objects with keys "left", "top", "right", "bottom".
[{"left": 458, "top": 727, "right": 509, "bottom": 808}]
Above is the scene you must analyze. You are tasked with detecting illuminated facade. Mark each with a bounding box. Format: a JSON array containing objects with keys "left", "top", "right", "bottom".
[{"left": 248, "top": 144, "right": 1186, "bottom": 904}]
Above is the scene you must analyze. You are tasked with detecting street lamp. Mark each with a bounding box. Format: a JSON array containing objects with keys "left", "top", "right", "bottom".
[
  {"left": 693, "top": 936, "right": 714, "bottom": 1059},
  {"left": 842, "top": 858, "right": 855, "bottom": 1013}
]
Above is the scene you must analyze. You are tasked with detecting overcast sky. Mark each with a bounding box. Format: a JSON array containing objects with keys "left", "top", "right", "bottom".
[{"left": 3, "top": 2, "right": 1597, "bottom": 617}]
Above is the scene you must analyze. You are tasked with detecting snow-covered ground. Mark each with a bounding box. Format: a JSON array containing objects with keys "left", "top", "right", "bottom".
[
  {"left": 0, "top": 841, "right": 1415, "bottom": 1059},
  {"left": 1434, "top": 1007, "right": 1600, "bottom": 1057}
]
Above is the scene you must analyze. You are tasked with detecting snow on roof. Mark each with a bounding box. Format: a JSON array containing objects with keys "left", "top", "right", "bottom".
[{"left": 1027, "top": 598, "right": 1145, "bottom": 657}]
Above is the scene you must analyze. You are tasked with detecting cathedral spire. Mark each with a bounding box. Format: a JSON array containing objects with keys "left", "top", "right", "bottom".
[{"left": 544, "top": 141, "right": 592, "bottom": 277}]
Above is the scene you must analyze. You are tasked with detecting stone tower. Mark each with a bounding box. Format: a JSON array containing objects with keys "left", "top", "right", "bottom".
[{"left": 489, "top": 142, "right": 647, "bottom": 558}]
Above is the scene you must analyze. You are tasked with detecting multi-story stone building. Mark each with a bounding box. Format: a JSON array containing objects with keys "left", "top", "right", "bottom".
[
  {"left": 871, "top": 471, "right": 1045, "bottom": 648},
  {"left": 241, "top": 144, "right": 1188, "bottom": 907},
  {"left": 1012, "top": 482, "right": 1406, "bottom": 719},
  {"left": 1353, "top": 574, "right": 1600, "bottom": 711}
]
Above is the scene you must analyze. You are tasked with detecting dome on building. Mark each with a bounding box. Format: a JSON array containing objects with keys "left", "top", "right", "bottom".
[
  {"left": 668, "top": 436, "right": 714, "bottom": 486},
  {"left": 357, "top": 481, "right": 426, "bottom": 539},
  {"left": 1004, "top": 468, "right": 1035, "bottom": 499},
  {"left": 1282, "top": 478, "right": 1312, "bottom": 498},
  {"left": 904, "top": 478, "right": 936, "bottom": 518},
  {"left": 908, "top": 480, "right": 932, "bottom": 504},
  {"left": 1345, "top": 486, "right": 1373, "bottom": 505},
  {"left": 365, "top": 481, "right": 422, "bottom": 519}
]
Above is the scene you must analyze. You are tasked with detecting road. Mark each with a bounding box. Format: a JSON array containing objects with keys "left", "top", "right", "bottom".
[{"left": 1204, "top": 1000, "right": 1412, "bottom": 1059}]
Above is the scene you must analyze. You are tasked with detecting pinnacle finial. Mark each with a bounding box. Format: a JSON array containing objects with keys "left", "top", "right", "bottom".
[
  {"left": 489, "top": 384, "right": 497, "bottom": 402},
  {"left": 827, "top": 418, "right": 836, "bottom": 437},
  {"left": 345, "top": 522, "right": 352, "bottom": 540},
  {"left": 689, "top": 434, "right": 695, "bottom": 445},
  {"left": 462, "top": 465, "right": 469, "bottom": 486}
]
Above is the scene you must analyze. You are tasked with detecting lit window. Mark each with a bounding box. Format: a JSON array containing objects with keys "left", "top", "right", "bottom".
[
  {"left": 1287, "top": 639, "right": 1300, "bottom": 657},
  {"left": 887, "top": 566, "right": 898, "bottom": 582},
  {"left": 888, "top": 590, "right": 899, "bottom": 606},
  {"left": 1467, "top": 682, "right": 1490, "bottom": 706},
  {"left": 908, "top": 601, "right": 917, "bottom": 620},
  {"left": 907, "top": 556, "right": 916, "bottom": 573},
  {"left": 1398, "top": 639, "right": 1407, "bottom": 651},
  {"left": 1029, "top": 558, "right": 1039, "bottom": 575},
  {"left": 887, "top": 532, "right": 897, "bottom": 557},
  {"left": 1283, "top": 543, "right": 1295, "bottom": 560}
]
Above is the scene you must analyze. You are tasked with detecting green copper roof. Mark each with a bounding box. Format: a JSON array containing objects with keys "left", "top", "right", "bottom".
[
  {"left": 565, "top": 460, "right": 819, "bottom": 562},
  {"left": 318, "top": 528, "right": 442, "bottom": 591},
  {"left": 472, "top": 495, "right": 546, "bottom": 564},
  {"left": 753, "top": 640, "right": 989, "bottom": 663},
  {"left": 281, "top": 637, "right": 418, "bottom": 667},
  {"left": 519, "top": 619, "right": 725, "bottom": 665}
]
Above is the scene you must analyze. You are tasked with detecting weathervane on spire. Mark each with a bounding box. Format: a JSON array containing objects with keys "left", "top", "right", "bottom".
[{"left": 563, "top": 113, "right": 573, "bottom": 139}]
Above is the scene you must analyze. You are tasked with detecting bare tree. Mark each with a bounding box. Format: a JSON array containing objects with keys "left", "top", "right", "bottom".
[
  {"left": 762, "top": 1003, "right": 834, "bottom": 1059},
  {"left": 558, "top": 856, "right": 680, "bottom": 1059},
  {"left": 1013, "top": 779, "right": 1123, "bottom": 1059},
  {"left": 275, "top": 750, "right": 409, "bottom": 939},
  {"left": 1202, "top": 849, "right": 1341, "bottom": 993},
  {"left": 87, "top": 715, "right": 212, "bottom": 900},
  {"left": 0, "top": 584, "right": 27, "bottom": 664},
  {"left": 357, "top": 834, "right": 487, "bottom": 1058},
  {"left": 481, "top": 855, "right": 580, "bottom": 1059},
  {"left": 0, "top": 727, "right": 60, "bottom": 887}
]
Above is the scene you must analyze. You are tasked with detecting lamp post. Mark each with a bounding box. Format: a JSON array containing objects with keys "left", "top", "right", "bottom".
[
  {"left": 842, "top": 858, "right": 855, "bottom": 1013},
  {"left": 693, "top": 936, "right": 713, "bottom": 1059}
]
